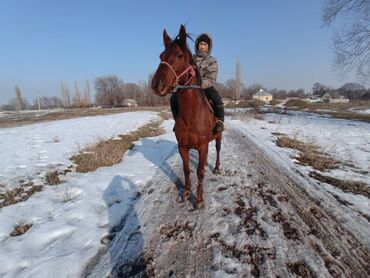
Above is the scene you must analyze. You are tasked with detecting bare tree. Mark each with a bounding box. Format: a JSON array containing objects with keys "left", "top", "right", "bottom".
[
  {"left": 73, "top": 80, "right": 82, "bottom": 108},
  {"left": 235, "top": 58, "right": 241, "bottom": 100},
  {"left": 15, "top": 85, "right": 22, "bottom": 113},
  {"left": 122, "top": 83, "right": 141, "bottom": 100},
  {"left": 83, "top": 79, "right": 91, "bottom": 107},
  {"left": 323, "top": 0, "right": 370, "bottom": 85},
  {"left": 214, "top": 82, "right": 228, "bottom": 98},
  {"left": 2, "top": 97, "right": 30, "bottom": 111},
  {"left": 60, "top": 81, "right": 71, "bottom": 108},
  {"left": 94, "top": 75, "right": 124, "bottom": 107}
]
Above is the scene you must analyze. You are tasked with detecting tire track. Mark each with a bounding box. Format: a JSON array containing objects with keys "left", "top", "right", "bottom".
[{"left": 84, "top": 124, "right": 370, "bottom": 277}]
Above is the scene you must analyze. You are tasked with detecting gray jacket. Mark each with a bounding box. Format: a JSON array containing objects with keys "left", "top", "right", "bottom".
[{"left": 194, "top": 33, "right": 218, "bottom": 89}]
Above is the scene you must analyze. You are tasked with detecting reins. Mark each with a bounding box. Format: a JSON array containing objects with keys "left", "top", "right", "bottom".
[{"left": 160, "top": 61, "right": 201, "bottom": 92}]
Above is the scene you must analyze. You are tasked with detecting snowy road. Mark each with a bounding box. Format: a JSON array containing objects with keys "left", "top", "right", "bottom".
[{"left": 83, "top": 122, "right": 370, "bottom": 277}]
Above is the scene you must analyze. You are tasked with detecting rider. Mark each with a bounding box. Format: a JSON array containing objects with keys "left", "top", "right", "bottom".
[{"left": 170, "top": 33, "right": 225, "bottom": 132}]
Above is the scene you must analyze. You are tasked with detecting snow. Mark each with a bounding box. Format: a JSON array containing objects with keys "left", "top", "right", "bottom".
[
  {"left": 348, "top": 108, "right": 370, "bottom": 114},
  {"left": 0, "top": 110, "right": 369, "bottom": 277},
  {"left": 0, "top": 111, "right": 158, "bottom": 188},
  {"left": 230, "top": 112, "right": 370, "bottom": 218}
]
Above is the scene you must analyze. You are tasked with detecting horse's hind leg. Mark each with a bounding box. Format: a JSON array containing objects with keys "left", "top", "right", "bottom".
[
  {"left": 179, "top": 146, "right": 191, "bottom": 201},
  {"left": 213, "top": 136, "right": 222, "bottom": 175},
  {"left": 196, "top": 145, "right": 208, "bottom": 209}
]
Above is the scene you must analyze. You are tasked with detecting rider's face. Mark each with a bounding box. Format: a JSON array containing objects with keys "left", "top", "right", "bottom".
[{"left": 198, "top": 41, "right": 209, "bottom": 52}]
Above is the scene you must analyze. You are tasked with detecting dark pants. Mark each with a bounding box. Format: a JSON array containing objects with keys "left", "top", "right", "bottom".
[{"left": 170, "top": 86, "right": 224, "bottom": 120}]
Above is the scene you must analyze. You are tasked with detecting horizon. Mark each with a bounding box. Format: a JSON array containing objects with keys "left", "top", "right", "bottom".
[{"left": 0, "top": 0, "right": 362, "bottom": 105}]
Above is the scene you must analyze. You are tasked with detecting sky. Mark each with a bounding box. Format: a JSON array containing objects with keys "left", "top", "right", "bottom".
[{"left": 0, "top": 0, "right": 353, "bottom": 104}]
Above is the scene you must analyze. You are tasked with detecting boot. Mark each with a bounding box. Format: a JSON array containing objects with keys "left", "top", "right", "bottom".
[
  {"left": 214, "top": 119, "right": 224, "bottom": 132},
  {"left": 214, "top": 105, "right": 225, "bottom": 132}
]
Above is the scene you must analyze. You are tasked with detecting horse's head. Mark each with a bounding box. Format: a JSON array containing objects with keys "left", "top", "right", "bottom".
[{"left": 151, "top": 25, "right": 195, "bottom": 97}]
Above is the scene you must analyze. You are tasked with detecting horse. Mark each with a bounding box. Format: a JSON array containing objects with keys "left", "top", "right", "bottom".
[{"left": 151, "top": 25, "right": 222, "bottom": 209}]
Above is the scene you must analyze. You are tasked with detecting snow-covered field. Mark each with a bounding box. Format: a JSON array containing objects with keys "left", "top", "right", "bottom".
[
  {"left": 348, "top": 108, "right": 370, "bottom": 114},
  {"left": 0, "top": 111, "right": 159, "bottom": 188},
  {"left": 0, "top": 110, "right": 369, "bottom": 277},
  {"left": 232, "top": 111, "right": 370, "bottom": 216}
]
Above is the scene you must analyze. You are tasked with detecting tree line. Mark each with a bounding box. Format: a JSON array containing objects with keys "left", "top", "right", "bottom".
[{"left": 2, "top": 76, "right": 369, "bottom": 112}]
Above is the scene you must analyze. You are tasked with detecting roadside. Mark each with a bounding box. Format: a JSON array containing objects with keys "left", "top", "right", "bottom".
[
  {"left": 0, "top": 106, "right": 167, "bottom": 128},
  {"left": 85, "top": 123, "right": 370, "bottom": 277}
]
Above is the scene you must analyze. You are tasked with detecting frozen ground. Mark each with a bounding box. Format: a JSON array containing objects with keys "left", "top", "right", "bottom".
[
  {"left": 0, "top": 111, "right": 159, "bottom": 188},
  {"left": 0, "top": 110, "right": 369, "bottom": 277}
]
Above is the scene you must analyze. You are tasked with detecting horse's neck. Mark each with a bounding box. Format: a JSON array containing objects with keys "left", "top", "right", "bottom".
[
  {"left": 178, "top": 88, "right": 207, "bottom": 116},
  {"left": 177, "top": 65, "right": 207, "bottom": 115}
]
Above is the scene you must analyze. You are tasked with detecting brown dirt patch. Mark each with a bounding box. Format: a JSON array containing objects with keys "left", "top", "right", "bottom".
[
  {"left": 10, "top": 223, "right": 33, "bottom": 237},
  {"left": 285, "top": 100, "right": 370, "bottom": 122},
  {"left": 271, "top": 209, "right": 300, "bottom": 240},
  {"left": 71, "top": 120, "right": 165, "bottom": 173},
  {"left": 277, "top": 135, "right": 339, "bottom": 171},
  {"left": 287, "top": 261, "right": 314, "bottom": 277},
  {"left": 0, "top": 183, "right": 43, "bottom": 208},
  {"left": 0, "top": 106, "right": 167, "bottom": 128},
  {"left": 159, "top": 220, "right": 194, "bottom": 241},
  {"left": 46, "top": 171, "right": 62, "bottom": 185},
  {"left": 309, "top": 171, "right": 370, "bottom": 198}
]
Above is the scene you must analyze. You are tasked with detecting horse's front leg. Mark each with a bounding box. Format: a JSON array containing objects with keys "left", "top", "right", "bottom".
[
  {"left": 213, "top": 136, "right": 222, "bottom": 175},
  {"left": 179, "top": 146, "right": 191, "bottom": 201},
  {"left": 196, "top": 144, "right": 209, "bottom": 209}
]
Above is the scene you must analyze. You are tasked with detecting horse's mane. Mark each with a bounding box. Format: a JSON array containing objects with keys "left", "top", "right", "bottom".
[{"left": 172, "top": 34, "right": 202, "bottom": 87}]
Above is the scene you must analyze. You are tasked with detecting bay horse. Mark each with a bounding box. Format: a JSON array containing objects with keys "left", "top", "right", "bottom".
[{"left": 151, "top": 25, "right": 222, "bottom": 209}]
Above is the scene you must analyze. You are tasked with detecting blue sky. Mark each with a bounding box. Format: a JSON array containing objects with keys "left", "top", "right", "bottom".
[{"left": 0, "top": 0, "right": 349, "bottom": 104}]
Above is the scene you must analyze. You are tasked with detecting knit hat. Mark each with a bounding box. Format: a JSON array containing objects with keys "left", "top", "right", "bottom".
[{"left": 197, "top": 34, "right": 210, "bottom": 46}]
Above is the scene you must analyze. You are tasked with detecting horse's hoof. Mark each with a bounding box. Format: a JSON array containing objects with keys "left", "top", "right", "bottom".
[
  {"left": 213, "top": 168, "right": 220, "bottom": 175},
  {"left": 196, "top": 201, "right": 205, "bottom": 209},
  {"left": 176, "top": 195, "right": 184, "bottom": 203},
  {"left": 183, "top": 190, "right": 190, "bottom": 201}
]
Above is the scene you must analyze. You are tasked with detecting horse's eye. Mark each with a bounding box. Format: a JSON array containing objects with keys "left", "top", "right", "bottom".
[{"left": 177, "top": 53, "right": 184, "bottom": 59}]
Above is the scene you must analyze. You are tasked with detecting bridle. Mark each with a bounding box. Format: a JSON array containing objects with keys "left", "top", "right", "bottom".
[{"left": 160, "top": 61, "right": 201, "bottom": 91}]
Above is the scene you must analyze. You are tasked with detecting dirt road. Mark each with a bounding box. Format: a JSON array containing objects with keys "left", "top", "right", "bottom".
[{"left": 83, "top": 123, "right": 370, "bottom": 277}]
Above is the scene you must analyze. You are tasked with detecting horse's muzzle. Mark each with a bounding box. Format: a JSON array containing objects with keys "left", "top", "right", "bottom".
[{"left": 151, "top": 78, "right": 169, "bottom": 96}]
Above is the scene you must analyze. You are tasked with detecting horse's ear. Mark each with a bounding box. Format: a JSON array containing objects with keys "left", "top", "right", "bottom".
[
  {"left": 178, "top": 25, "right": 186, "bottom": 44},
  {"left": 163, "top": 29, "right": 172, "bottom": 48}
]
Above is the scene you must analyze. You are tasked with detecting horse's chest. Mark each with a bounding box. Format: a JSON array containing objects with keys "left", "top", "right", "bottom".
[{"left": 176, "top": 132, "right": 210, "bottom": 149}]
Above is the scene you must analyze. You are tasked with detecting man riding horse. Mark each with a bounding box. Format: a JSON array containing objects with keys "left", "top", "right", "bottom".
[
  {"left": 151, "top": 25, "right": 223, "bottom": 208},
  {"left": 170, "top": 33, "right": 225, "bottom": 133}
]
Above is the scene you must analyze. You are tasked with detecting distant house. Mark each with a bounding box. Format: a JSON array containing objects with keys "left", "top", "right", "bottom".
[
  {"left": 321, "top": 92, "right": 331, "bottom": 101},
  {"left": 329, "top": 96, "right": 349, "bottom": 104},
  {"left": 305, "top": 95, "right": 323, "bottom": 103},
  {"left": 122, "top": 99, "right": 138, "bottom": 107},
  {"left": 253, "top": 89, "right": 273, "bottom": 102},
  {"left": 320, "top": 92, "right": 349, "bottom": 103}
]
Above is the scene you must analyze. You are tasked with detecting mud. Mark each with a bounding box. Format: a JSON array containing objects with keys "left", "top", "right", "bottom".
[{"left": 83, "top": 124, "right": 370, "bottom": 277}]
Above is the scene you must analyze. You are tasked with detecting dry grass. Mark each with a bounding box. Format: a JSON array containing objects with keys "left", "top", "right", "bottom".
[
  {"left": 10, "top": 223, "right": 33, "bottom": 237},
  {"left": 71, "top": 120, "right": 165, "bottom": 173},
  {"left": 45, "top": 171, "right": 62, "bottom": 185},
  {"left": 10, "top": 209, "right": 33, "bottom": 237},
  {"left": 285, "top": 100, "right": 370, "bottom": 122},
  {"left": 276, "top": 135, "right": 339, "bottom": 171},
  {"left": 228, "top": 109, "right": 264, "bottom": 121},
  {"left": 330, "top": 111, "right": 370, "bottom": 122},
  {"left": 309, "top": 171, "right": 370, "bottom": 198},
  {"left": 0, "top": 106, "right": 167, "bottom": 128},
  {"left": 0, "top": 183, "right": 43, "bottom": 208},
  {"left": 56, "top": 184, "right": 78, "bottom": 202}
]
